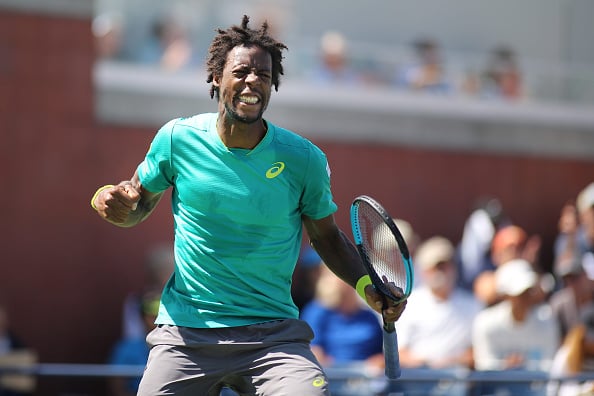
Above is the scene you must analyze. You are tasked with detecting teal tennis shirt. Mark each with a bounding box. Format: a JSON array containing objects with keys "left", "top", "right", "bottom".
[{"left": 137, "top": 113, "right": 338, "bottom": 328}]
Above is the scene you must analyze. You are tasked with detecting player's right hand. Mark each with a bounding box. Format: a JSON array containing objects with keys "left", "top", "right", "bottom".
[{"left": 93, "top": 182, "right": 141, "bottom": 224}]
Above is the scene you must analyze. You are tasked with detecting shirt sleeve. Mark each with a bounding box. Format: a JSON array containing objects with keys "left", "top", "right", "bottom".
[
  {"left": 300, "top": 143, "right": 338, "bottom": 220},
  {"left": 136, "top": 119, "right": 178, "bottom": 193}
]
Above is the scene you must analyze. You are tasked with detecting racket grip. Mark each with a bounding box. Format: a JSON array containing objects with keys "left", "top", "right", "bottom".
[{"left": 383, "top": 327, "right": 401, "bottom": 379}]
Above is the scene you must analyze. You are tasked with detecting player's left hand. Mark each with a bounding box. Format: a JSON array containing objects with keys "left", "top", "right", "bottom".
[{"left": 363, "top": 282, "right": 406, "bottom": 323}]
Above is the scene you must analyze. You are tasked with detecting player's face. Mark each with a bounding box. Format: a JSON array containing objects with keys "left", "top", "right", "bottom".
[{"left": 215, "top": 45, "right": 272, "bottom": 124}]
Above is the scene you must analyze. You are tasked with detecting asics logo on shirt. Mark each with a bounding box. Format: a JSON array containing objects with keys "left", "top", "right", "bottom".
[{"left": 265, "top": 162, "right": 285, "bottom": 179}]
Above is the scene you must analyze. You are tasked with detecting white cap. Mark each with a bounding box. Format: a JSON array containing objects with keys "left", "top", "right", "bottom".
[
  {"left": 577, "top": 182, "right": 594, "bottom": 214},
  {"left": 415, "top": 236, "right": 454, "bottom": 270},
  {"left": 495, "top": 259, "right": 537, "bottom": 297}
]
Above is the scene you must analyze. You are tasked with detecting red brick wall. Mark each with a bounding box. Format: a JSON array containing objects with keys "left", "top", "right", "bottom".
[
  {"left": 0, "top": 9, "right": 593, "bottom": 392},
  {"left": 319, "top": 141, "right": 593, "bottom": 245},
  {"left": 0, "top": 10, "right": 172, "bottom": 367}
]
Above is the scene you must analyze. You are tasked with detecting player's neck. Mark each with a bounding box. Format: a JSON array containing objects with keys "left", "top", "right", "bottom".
[{"left": 217, "top": 116, "right": 267, "bottom": 149}]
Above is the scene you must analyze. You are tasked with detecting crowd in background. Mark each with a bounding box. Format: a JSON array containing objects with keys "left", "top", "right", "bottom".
[
  {"left": 0, "top": 8, "right": 590, "bottom": 396},
  {"left": 92, "top": 12, "right": 525, "bottom": 103},
  {"left": 1, "top": 181, "right": 592, "bottom": 395},
  {"left": 289, "top": 181, "right": 594, "bottom": 395},
  {"left": 75, "top": 181, "right": 592, "bottom": 396}
]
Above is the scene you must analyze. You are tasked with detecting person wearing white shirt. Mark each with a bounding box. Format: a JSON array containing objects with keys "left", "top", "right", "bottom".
[
  {"left": 395, "top": 237, "right": 482, "bottom": 395},
  {"left": 399, "top": 236, "right": 483, "bottom": 369},
  {"left": 472, "top": 258, "right": 560, "bottom": 372}
]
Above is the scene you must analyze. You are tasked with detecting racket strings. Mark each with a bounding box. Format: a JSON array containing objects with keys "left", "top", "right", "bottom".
[{"left": 357, "top": 206, "right": 409, "bottom": 293}]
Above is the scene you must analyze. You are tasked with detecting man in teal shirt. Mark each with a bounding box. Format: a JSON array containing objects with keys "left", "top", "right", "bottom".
[{"left": 91, "top": 15, "right": 405, "bottom": 396}]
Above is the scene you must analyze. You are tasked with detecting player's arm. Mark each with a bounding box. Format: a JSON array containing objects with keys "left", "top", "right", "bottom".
[
  {"left": 303, "top": 214, "right": 365, "bottom": 288},
  {"left": 91, "top": 170, "right": 164, "bottom": 228},
  {"left": 303, "top": 214, "right": 405, "bottom": 321}
]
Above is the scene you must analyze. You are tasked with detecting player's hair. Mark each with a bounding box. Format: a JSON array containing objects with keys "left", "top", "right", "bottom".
[{"left": 206, "top": 15, "right": 288, "bottom": 99}]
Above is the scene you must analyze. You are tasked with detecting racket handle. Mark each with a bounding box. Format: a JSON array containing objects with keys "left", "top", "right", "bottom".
[{"left": 383, "top": 326, "right": 401, "bottom": 379}]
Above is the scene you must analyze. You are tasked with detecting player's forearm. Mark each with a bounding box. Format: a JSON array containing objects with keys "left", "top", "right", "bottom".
[
  {"left": 109, "top": 195, "right": 159, "bottom": 227},
  {"left": 310, "top": 229, "right": 367, "bottom": 288},
  {"left": 303, "top": 215, "right": 368, "bottom": 288}
]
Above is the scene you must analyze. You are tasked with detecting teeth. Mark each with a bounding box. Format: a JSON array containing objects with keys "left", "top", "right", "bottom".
[{"left": 239, "top": 95, "right": 259, "bottom": 104}]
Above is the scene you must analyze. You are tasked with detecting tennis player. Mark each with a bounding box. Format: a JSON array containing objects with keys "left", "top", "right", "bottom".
[{"left": 91, "top": 15, "right": 406, "bottom": 395}]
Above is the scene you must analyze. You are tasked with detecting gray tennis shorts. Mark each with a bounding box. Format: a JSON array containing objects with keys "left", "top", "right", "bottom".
[{"left": 137, "top": 319, "right": 330, "bottom": 396}]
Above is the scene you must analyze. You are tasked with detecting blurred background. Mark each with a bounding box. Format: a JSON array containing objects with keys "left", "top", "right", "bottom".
[
  {"left": 92, "top": 0, "right": 594, "bottom": 103},
  {"left": 1, "top": 0, "right": 593, "bottom": 394}
]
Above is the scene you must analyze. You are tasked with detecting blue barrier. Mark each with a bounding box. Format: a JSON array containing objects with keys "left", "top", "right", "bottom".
[{"left": 2, "top": 364, "right": 594, "bottom": 396}]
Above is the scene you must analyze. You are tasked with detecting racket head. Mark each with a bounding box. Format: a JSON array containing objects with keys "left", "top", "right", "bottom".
[{"left": 350, "top": 195, "right": 414, "bottom": 302}]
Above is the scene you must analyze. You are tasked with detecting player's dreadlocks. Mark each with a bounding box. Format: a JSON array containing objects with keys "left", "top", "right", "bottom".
[{"left": 206, "top": 15, "right": 288, "bottom": 99}]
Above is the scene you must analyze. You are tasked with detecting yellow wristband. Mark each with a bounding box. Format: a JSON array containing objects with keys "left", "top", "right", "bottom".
[
  {"left": 91, "top": 184, "right": 114, "bottom": 211},
  {"left": 356, "top": 275, "right": 372, "bottom": 300}
]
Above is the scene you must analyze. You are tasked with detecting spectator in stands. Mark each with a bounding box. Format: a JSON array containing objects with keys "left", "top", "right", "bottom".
[
  {"left": 550, "top": 184, "right": 594, "bottom": 344},
  {"left": 481, "top": 45, "right": 523, "bottom": 100},
  {"left": 308, "top": 31, "right": 362, "bottom": 85},
  {"left": 394, "top": 236, "right": 480, "bottom": 396},
  {"left": 121, "top": 244, "right": 174, "bottom": 340},
  {"left": 472, "top": 258, "right": 560, "bottom": 372},
  {"left": 0, "top": 304, "right": 37, "bottom": 396},
  {"left": 301, "top": 265, "right": 384, "bottom": 371},
  {"left": 472, "top": 224, "right": 544, "bottom": 307},
  {"left": 291, "top": 245, "right": 323, "bottom": 312},
  {"left": 550, "top": 305, "right": 594, "bottom": 396},
  {"left": 556, "top": 182, "right": 594, "bottom": 280},
  {"left": 108, "top": 291, "right": 160, "bottom": 396},
  {"left": 398, "top": 236, "right": 482, "bottom": 370},
  {"left": 456, "top": 197, "right": 508, "bottom": 292},
  {"left": 555, "top": 200, "right": 582, "bottom": 259},
  {"left": 550, "top": 252, "right": 594, "bottom": 341},
  {"left": 92, "top": 12, "right": 125, "bottom": 60},
  {"left": 394, "top": 37, "right": 451, "bottom": 94},
  {"left": 135, "top": 14, "right": 195, "bottom": 71},
  {"left": 554, "top": 194, "right": 594, "bottom": 300}
]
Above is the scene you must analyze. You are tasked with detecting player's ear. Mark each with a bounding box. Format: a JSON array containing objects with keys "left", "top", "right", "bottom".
[{"left": 212, "top": 74, "right": 221, "bottom": 87}]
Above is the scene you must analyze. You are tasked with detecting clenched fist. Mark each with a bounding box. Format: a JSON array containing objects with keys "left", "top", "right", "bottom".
[{"left": 92, "top": 182, "right": 141, "bottom": 225}]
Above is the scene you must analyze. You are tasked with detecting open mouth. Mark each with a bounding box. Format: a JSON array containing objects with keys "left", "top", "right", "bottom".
[{"left": 238, "top": 94, "right": 260, "bottom": 105}]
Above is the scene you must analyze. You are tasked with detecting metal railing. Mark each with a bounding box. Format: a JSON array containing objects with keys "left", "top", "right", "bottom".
[{"left": 2, "top": 363, "right": 594, "bottom": 396}]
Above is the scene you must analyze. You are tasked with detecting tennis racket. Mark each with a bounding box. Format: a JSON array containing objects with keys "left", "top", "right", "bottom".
[{"left": 350, "top": 195, "right": 414, "bottom": 380}]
